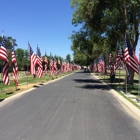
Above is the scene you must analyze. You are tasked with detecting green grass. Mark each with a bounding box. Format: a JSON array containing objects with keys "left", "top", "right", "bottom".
[
  {"left": 0, "top": 71, "right": 75, "bottom": 100},
  {"left": 93, "top": 70, "right": 140, "bottom": 110},
  {"left": 96, "top": 70, "right": 140, "bottom": 96}
]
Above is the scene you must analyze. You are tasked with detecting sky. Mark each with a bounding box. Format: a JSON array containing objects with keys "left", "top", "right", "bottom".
[
  {"left": 1, "top": 0, "right": 140, "bottom": 60},
  {"left": 0, "top": 0, "right": 80, "bottom": 60}
]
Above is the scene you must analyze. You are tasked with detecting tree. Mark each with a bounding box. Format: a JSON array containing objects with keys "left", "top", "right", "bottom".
[
  {"left": 15, "top": 48, "right": 26, "bottom": 70},
  {"left": 70, "top": 0, "right": 140, "bottom": 84},
  {"left": 66, "top": 54, "right": 71, "bottom": 62},
  {"left": 0, "top": 36, "right": 17, "bottom": 49}
]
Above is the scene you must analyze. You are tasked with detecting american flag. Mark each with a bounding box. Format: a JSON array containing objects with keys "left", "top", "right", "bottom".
[
  {"left": 12, "top": 47, "right": 18, "bottom": 86},
  {"left": 109, "top": 52, "right": 115, "bottom": 76},
  {"left": 124, "top": 37, "right": 139, "bottom": 74},
  {"left": 115, "top": 48, "right": 124, "bottom": 70},
  {"left": 0, "top": 33, "right": 10, "bottom": 85},
  {"left": 114, "top": 47, "right": 130, "bottom": 77},
  {"left": 60, "top": 61, "right": 64, "bottom": 72},
  {"left": 36, "top": 46, "right": 43, "bottom": 78},
  {"left": 53, "top": 58, "right": 57, "bottom": 70},
  {"left": 44, "top": 52, "right": 48, "bottom": 72},
  {"left": 98, "top": 54, "right": 106, "bottom": 74},
  {"left": 93, "top": 59, "right": 98, "bottom": 72},
  {"left": 58, "top": 58, "right": 61, "bottom": 65},
  {"left": 50, "top": 53, "right": 54, "bottom": 75},
  {"left": 28, "top": 43, "right": 37, "bottom": 75}
]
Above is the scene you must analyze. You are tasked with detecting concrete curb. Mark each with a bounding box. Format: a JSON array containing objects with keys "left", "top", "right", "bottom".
[
  {"left": 0, "top": 73, "right": 74, "bottom": 107},
  {"left": 92, "top": 74, "right": 140, "bottom": 119}
]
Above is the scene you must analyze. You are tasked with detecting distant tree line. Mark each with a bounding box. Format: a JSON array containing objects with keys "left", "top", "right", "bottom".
[{"left": 0, "top": 36, "right": 73, "bottom": 72}]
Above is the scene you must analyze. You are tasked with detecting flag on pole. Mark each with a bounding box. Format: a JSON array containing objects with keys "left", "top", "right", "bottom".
[
  {"left": 124, "top": 37, "right": 139, "bottom": 74},
  {"left": 0, "top": 33, "right": 10, "bottom": 85},
  {"left": 115, "top": 48, "right": 123, "bottom": 70},
  {"left": 50, "top": 53, "right": 54, "bottom": 76},
  {"left": 28, "top": 43, "right": 37, "bottom": 76},
  {"left": 109, "top": 52, "right": 115, "bottom": 76},
  {"left": 36, "top": 46, "right": 43, "bottom": 78},
  {"left": 12, "top": 47, "right": 18, "bottom": 86},
  {"left": 44, "top": 52, "right": 48, "bottom": 73},
  {"left": 98, "top": 54, "right": 106, "bottom": 74},
  {"left": 58, "top": 58, "right": 61, "bottom": 65}
]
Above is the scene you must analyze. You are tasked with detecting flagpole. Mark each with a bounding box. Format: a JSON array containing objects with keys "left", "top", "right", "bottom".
[
  {"left": 0, "top": 65, "right": 2, "bottom": 94},
  {"left": 27, "top": 42, "right": 29, "bottom": 87},
  {"left": 125, "top": 64, "right": 127, "bottom": 94},
  {"left": 27, "top": 59, "right": 28, "bottom": 87},
  {"left": 138, "top": 47, "right": 140, "bottom": 102},
  {"left": 119, "top": 67, "right": 120, "bottom": 90}
]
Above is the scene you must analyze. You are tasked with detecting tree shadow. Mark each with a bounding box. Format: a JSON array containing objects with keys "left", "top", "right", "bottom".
[
  {"left": 73, "top": 79, "right": 101, "bottom": 84},
  {"left": 75, "top": 84, "right": 110, "bottom": 90},
  {"left": 33, "top": 85, "right": 40, "bottom": 88},
  {"left": 0, "top": 99, "right": 5, "bottom": 102},
  {"left": 133, "top": 79, "right": 139, "bottom": 83},
  {"left": 39, "top": 83, "right": 44, "bottom": 85},
  {"left": 6, "top": 91, "right": 14, "bottom": 94},
  {"left": 73, "top": 79, "right": 110, "bottom": 90}
]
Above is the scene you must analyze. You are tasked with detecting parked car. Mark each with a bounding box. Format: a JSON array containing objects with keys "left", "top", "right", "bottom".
[{"left": 84, "top": 68, "right": 89, "bottom": 73}]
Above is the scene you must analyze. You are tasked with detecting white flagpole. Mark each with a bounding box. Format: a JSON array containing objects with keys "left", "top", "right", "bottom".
[
  {"left": 0, "top": 65, "right": 2, "bottom": 94},
  {"left": 27, "top": 42, "right": 29, "bottom": 87},
  {"left": 138, "top": 47, "right": 140, "bottom": 102},
  {"left": 125, "top": 65, "right": 127, "bottom": 94}
]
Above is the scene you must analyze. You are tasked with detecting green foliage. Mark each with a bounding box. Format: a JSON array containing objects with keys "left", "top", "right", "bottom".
[
  {"left": 0, "top": 36, "right": 17, "bottom": 49},
  {"left": 66, "top": 54, "right": 71, "bottom": 62},
  {"left": 70, "top": 0, "right": 140, "bottom": 66}
]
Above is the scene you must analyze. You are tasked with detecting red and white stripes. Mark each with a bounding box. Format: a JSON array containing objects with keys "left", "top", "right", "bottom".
[
  {"left": 12, "top": 49, "right": 18, "bottom": 86},
  {"left": 0, "top": 34, "right": 10, "bottom": 85}
]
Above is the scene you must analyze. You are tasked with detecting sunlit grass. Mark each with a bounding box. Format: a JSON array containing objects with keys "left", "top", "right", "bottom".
[
  {"left": 0, "top": 71, "right": 75, "bottom": 100},
  {"left": 93, "top": 69, "right": 140, "bottom": 109}
]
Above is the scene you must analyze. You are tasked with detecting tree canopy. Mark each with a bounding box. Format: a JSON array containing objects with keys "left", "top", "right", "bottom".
[{"left": 70, "top": 0, "right": 140, "bottom": 66}]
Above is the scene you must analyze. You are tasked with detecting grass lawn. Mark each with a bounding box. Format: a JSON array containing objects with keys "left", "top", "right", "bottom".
[
  {"left": 0, "top": 71, "right": 75, "bottom": 100},
  {"left": 93, "top": 69, "right": 140, "bottom": 110}
]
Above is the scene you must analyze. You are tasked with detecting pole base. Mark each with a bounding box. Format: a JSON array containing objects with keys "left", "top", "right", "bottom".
[{"left": 136, "top": 98, "right": 140, "bottom": 103}]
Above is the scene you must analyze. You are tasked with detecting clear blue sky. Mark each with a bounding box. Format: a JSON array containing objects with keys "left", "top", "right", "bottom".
[
  {"left": 0, "top": 0, "right": 80, "bottom": 60},
  {"left": 1, "top": 0, "right": 140, "bottom": 59}
]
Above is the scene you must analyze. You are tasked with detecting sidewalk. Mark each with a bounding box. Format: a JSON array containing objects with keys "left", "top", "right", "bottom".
[{"left": 91, "top": 73, "right": 140, "bottom": 118}]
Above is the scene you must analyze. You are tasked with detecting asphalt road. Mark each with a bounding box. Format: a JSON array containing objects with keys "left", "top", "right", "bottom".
[{"left": 0, "top": 71, "right": 140, "bottom": 140}]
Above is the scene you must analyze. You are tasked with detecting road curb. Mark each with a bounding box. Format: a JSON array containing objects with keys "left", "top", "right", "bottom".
[
  {"left": 0, "top": 73, "right": 74, "bottom": 107},
  {"left": 92, "top": 73, "right": 140, "bottom": 119}
]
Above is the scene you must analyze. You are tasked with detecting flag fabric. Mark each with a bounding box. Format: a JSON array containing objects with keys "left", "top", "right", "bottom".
[
  {"left": 124, "top": 37, "right": 139, "bottom": 74},
  {"left": 109, "top": 52, "right": 115, "bottom": 76},
  {"left": 98, "top": 54, "right": 106, "bottom": 74},
  {"left": 44, "top": 52, "right": 48, "bottom": 73},
  {"left": 0, "top": 34, "right": 10, "bottom": 85},
  {"left": 36, "top": 46, "right": 43, "bottom": 78},
  {"left": 93, "top": 59, "right": 98, "bottom": 72},
  {"left": 115, "top": 48, "right": 123, "bottom": 70},
  {"left": 114, "top": 46, "right": 130, "bottom": 77},
  {"left": 58, "top": 59, "right": 61, "bottom": 65},
  {"left": 60, "top": 61, "right": 64, "bottom": 72},
  {"left": 57, "top": 58, "right": 61, "bottom": 71},
  {"left": 53, "top": 58, "right": 57, "bottom": 71},
  {"left": 28, "top": 43, "right": 37, "bottom": 75},
  {"left": 50, "top": 53, "right": 54, "bottom": 76},
  {"left": 12, "top": 47, "right": 18, "bottom": 86}
]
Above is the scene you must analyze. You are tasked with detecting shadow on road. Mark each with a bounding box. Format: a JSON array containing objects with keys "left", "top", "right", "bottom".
[
  {"left": 73, "top": 79, "right": 109, "bottom": 90},
  {"left": 73, "top": 79, "right": 101, "bottom": 84},
  {"left": 0, "top": 99, "right": 5, "bottom": 102}
]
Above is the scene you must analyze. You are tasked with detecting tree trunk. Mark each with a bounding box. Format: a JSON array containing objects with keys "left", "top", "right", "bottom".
[{"left": 125, "top": 67, "right": 134, "bottom": 85}]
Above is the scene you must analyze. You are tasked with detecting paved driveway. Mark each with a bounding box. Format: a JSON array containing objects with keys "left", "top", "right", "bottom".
[{"left": 0, "top": 71, "right": 140, "bottom": 140}]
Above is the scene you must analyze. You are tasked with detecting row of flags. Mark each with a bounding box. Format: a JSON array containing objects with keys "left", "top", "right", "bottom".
[
  {"left": 0, "top": 33, "right": 81, "bottom": 86},
  {"left": 28, "top": 43, "right": 81, "bottom": 78},
  {"left": 89, "top": 37, "right": 139, "bottom": 77},
  {"left": 0, "top": 33, "right": 18, "bottom": 85}
]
